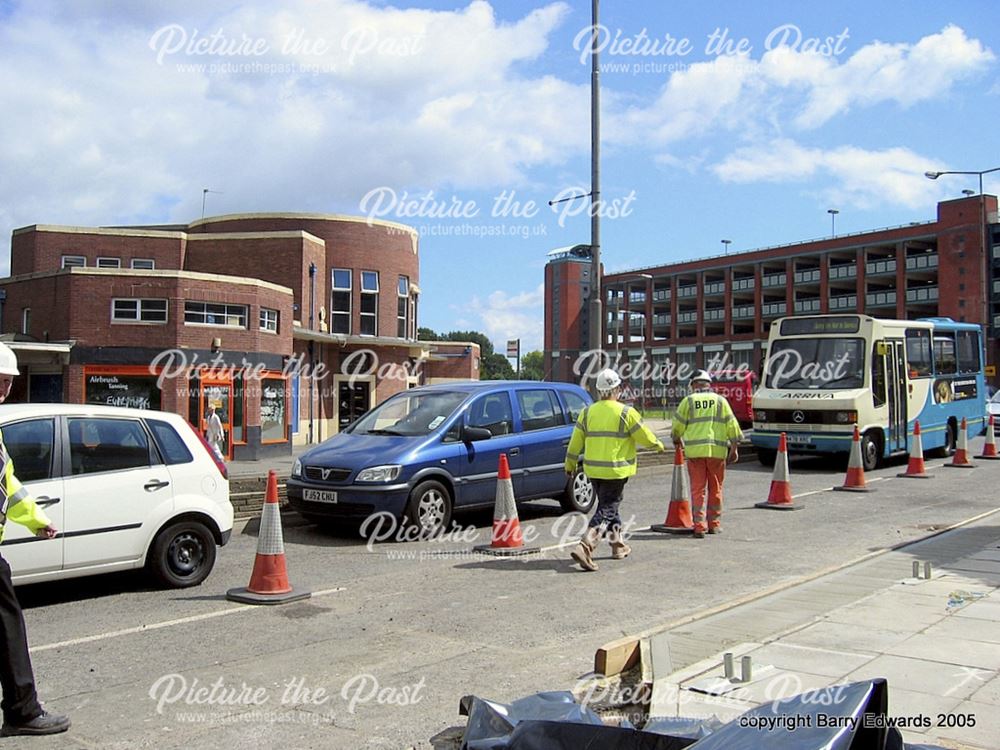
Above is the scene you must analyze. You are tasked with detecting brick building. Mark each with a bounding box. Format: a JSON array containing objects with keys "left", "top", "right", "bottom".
[
  {"left": 1, "top": 213, "right": 479, "bottom": 459},
  {"left": 545, "top": 195, "right": 1000, "bottom": 397}
]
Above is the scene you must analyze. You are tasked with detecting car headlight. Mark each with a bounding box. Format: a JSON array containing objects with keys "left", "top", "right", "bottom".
[
  {"left": 291, "top": 458, "right": 302, "bottom": 478},
  {"left": 356, "top": 465, "right": 402, "bottom": 483}
]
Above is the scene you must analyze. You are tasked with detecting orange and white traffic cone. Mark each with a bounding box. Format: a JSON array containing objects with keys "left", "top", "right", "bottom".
[
  {"left": 227, "top": 470, "right": 311, "bottom": 604},
  {"left": 756, "top": 433, "right": 800, "bottom": 510},
  {"left": 946, "top": 417, "right": 975, "bottom": 469},
  {"left": 978, "top": 415, "right": 1000, "bottom": 460},
  {"left": 834, "top": 425, "right": 873, "bottom": 492},
  {"left": 651, "top": 446, "right": 693, "bottom": 534},
  {"left": 474, "top": 453, "right": 540, "bottom": 556},
  {"left": 897, "top": 420, "right": 932, "bottom": 479}
]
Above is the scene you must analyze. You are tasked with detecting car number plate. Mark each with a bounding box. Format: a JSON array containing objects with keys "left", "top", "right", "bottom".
[
  {"left": 785, "top": 434, "right": 811, "bottom": 445},
  {"left": 303, "top": 489, "right": 338, "bottom": 503}
]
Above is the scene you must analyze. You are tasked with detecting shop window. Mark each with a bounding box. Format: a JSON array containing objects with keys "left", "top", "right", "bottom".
[
  {"left": 61, "top": 255, "right": 85, "bottom": 268},
  {"left": 259, "top": 307, "right": 279, "bottom": 333},
  {"left": 231, "top": 374, "right": 245, "bottom": 444},
  {"left": 260, "top": 377, "right": 288, "bottom": 442},
  {"left": 131, "top": 258, "right": 155, "bottom": 270},
  {"left": 112, "top": 298, "right": 168, "bottom": 323},
  {"left": 331, "top": 268, "right": 351, "bottom": 335},
  {"left": 85, "top": 368, "right": 163, "bottom": 410},
  {"left": 97, "top": 257, "right": 121, "bottom": 268},
  {"left": 397, "top": 276, "right": 409, "bottom": 338},
  {"left": 361, "top": 271, "right": 378, "bottom": 336},
  {"left": 184, "top": 301, "right": 247, "bottom": 328}
]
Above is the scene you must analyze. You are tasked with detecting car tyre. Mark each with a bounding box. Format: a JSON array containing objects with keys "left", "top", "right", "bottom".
[
  {"left": 148, "top": 521, "right": 217, "bottom": 588},
  {"left": 756, "top": 448, "right": 777, "bottom": 467},
  {"left": 404, "top": 480, "right": 452, "bottom": 538},
  {"left": 559, "top": 470, "right": 595, "bottom": 514}
]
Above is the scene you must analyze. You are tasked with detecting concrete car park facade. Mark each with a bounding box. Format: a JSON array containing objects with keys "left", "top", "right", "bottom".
[{"left": 1, "top": 214, "right": 479, "bottom": 460}]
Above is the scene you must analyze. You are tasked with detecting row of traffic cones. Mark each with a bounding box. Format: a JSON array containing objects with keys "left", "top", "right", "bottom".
[{"left": 231, "top": 417, "right": 1000, "bottom": 583}]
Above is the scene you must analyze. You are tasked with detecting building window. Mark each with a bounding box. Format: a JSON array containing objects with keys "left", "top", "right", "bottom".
[
  {"left": 184, "top": 302, "right": 248, "bottom": 328},
  {"left": 97, "top": 257, "right": 121, "bottom": 269},
  {"left": 131, "top": 258, "right": 155, "bottom": 270},
  {"left": 112, "top": 298, "right": 168, "bottom": 323},
  {"left": 61, "top": 255, "right": 86, "bottom": 268},
  {"left": 397, "top": 276, "right": 409, "bottom": 338},
  {"left": 361, "top": 271, "right": 379, "bottom": 336},
  {"left": 21, "top": 308, "right": 30, "bottom": 335},
  {"left": 260, "top": 377, "right": 288, "bottom": 442},
  {"left": 259, "top": 307, "right": 279, "bottom": 333},
  {"left": 331, "top": 268, "right": 351, "bottom": 335}
]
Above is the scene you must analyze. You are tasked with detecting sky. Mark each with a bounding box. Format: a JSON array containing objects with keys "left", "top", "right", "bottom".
[{"left": 1, "top": 0, "right": 998, "bottom": 355}]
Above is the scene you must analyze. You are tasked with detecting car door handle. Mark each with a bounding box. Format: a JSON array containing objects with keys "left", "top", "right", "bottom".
[
  {"left": 144, "top": 480, "right": 170, "bottom": 491},
  {"left": 508, "top": 448, "right": 520, "bottom": 456},
  {"left": 35, "top": 496, "right": 60, "bottom": 507}
]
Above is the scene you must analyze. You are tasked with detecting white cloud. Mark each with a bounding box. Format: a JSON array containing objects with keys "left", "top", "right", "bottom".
[
  {"left": 465, "top": 283, "right": 545, "bottom": 353},
  {"left": 713, "top": 138, "right": 948, "bottom": 209}
]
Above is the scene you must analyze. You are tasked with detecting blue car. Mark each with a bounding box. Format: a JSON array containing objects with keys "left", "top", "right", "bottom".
[{"left": 287, "top": 381, "right": 595, "bottom": 535}]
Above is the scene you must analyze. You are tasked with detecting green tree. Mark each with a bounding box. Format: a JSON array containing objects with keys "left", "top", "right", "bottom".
[
  {"left": 520, "top": 350, "right": 544, "bottom": 380},
  {"left": 417, "top": 327, "right": 440, "bottom": 341},
  {"left": 482, "top": 352, "right": 515, "bottom": 380}
]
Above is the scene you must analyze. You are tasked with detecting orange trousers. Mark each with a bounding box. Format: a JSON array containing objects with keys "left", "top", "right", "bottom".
[{"left": 687, "top": 457, "right": 726, "bottom": 534}]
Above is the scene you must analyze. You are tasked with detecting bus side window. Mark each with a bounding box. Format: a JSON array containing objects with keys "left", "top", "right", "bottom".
[
  {"left": 872, "top": 345, "right": 886, "bottom": 407},
  {"left": 957, "top": 330, "right": 981, "bottom": 373},
  {"left": 905, "top": 329, "right": 932, "bottom": 377},
  {"left": 933, "top": 335, "right": 957, "bottom": 375}
]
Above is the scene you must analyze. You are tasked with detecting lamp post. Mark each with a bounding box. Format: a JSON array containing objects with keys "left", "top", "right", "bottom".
[
  {"left": 925, "top": 167, "right": 1000, "bottom": 345},
  {"left": 202, "top": 188, "right": 223, "bottom": 219},
  {"left": 721, "top": 239, "right": 732, "bottom": 255},
  {"left": 827, "top": 209, "right": 839, "bottom": 238}
]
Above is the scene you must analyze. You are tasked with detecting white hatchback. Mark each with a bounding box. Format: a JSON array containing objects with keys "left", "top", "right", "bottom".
[{"left": 0, "top": 404, "right": 233, "bottom": 588}]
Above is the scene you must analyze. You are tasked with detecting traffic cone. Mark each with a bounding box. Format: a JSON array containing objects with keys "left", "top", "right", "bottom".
[
  {"left": 227, "top": 470, "right": 311, "bottom": 604},
  {"left": 978, "top": 416, "right": 1000, "bottom": 460},
  {"left": 474, "top": 454, "right": 540, "bottom": 556},
  {"left": 946, "top": 417, "right": 975, "bottom": 469},
  {"left": 756, "top": 433, "right": 800, "bottom": 510},
  {"left": 897, "top": 420, "right": 932, "bottom": 479},
  {"left": 650, "top": 446, "right": 693, "bottom": 534},
  {"left": 834, "top": 425, "right": 873, "bottom": 492}
]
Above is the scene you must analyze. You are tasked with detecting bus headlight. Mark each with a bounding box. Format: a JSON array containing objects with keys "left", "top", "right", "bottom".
[
  {"left": 835, "top": 411, "right": 858, "bottom": 424},
  {"left": 755, "top": 410, "right": 767, "bottom": 422}
]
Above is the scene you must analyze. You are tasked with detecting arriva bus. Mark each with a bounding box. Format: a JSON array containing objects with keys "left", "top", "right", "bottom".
[{"left": 751, "top": 315, "right": 987, "bottom": 469}]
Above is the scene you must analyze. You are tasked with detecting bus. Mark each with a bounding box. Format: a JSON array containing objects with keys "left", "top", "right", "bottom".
[
  {"left": 751, "top": 315, "right": 987, "bottom": 469},
  {"left": 710, "top": 369, "right": 756, "bottom": 427}
]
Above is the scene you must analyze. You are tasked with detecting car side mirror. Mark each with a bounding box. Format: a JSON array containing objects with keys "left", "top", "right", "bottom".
[{"left": 462, "top": 425, "right": 493, "bottom": 443}]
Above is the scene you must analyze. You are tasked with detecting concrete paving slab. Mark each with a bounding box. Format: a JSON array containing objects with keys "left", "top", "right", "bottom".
[
  {"left": 967, "top": 672, "right": 1000, "bottom": 707},
  {"left": 822, "top": 601, "right": 948, "bottom": 630},
  {"left": 929, "top": 700, "right": 1000, "bottom": 750},
  {"left": 741, "top": 642, "right": 874, "bottom": 678},
  {"left": 885, "top": 687, "right": 964, "bottom": 736},
  {"left": 947, "top": 599, "right": 1000, "bottom": 620},
  {"left": 843, "top": 654, "right": 987, "bottom": 701},
  {"left": 884, "top": 632, "right": 1000, "bottom": 670},
  {"left": 922, "top": 614, "right": 1000, "bottom": 645},
  {"left": 780, "top": 620, "right": 914, "bottom": 654},
  {"left": 886, "top": 578, "right": 996, "bottom": 600}
]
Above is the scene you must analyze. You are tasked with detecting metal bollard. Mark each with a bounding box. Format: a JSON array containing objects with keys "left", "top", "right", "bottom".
[
  {"left": 924, "top": 561, "right": 932, "bottom": 579},
  {"left": 913, "top": 561, "right": 920, "bottom": 578},
  {"left": 723, "top": 652, "right": 735, "bottom": 680},
  {"left": 741, "top": 655, "right": 753, "bottom": 683}
]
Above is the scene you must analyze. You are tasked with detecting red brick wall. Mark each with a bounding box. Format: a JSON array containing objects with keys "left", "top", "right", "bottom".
[
  {"left": 11, "top": 228, "right": 186, "bottom": 275},
  {"left": 424, "top": 342, "right": 480, "bottom": 381}
]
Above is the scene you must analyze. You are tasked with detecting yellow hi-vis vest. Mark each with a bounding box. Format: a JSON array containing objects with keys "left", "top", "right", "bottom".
[
  {"left": 0, "top": 429, "right": 51, "bottom": 544},
  {"left": 671, "top": 391, "right": 743, "bottom": 460},
  {"left": 564, "top": 400, "right": 664, "bottom": 479}
]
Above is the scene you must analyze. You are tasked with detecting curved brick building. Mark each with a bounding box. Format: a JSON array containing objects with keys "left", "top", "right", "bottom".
[{"left": 1, "top": 213, "right": 478, "bottom": 459}]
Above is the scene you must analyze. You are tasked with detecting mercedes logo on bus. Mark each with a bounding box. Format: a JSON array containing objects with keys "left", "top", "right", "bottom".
[{"left": 792, "top": 410, "right": 806, "bottom": 423}]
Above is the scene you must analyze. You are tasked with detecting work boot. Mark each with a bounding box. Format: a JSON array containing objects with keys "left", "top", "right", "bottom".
[
  {"left": 1, "top": 710, "right": 71, "bottom": 736},
  {"left": 608, "top": 529, "right": 631, "bottom": 560},
  {"left": 707, "top": 526, "right": 721, "bottom": 535},
  {"left": 571, "top": 527, "right": 601, "bottom": 571}
]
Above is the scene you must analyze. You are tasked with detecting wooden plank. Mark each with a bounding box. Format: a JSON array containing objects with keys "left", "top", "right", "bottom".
[{"left": 594, "top": 635, "right": 640, "bottom": 676}]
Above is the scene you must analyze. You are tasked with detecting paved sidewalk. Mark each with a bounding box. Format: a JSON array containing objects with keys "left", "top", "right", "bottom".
[{"left": 640, "top": 511, "right": 1000, "bottom": 749}]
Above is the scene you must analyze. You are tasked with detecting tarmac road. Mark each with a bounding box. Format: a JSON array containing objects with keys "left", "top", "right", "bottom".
[{"left": 11, "top": 439, "right": 1000, "bottom": 749}]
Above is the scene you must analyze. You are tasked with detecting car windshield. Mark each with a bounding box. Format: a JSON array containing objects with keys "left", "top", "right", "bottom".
[
  {"left": 765, "top": 338, "right": 865, "bottom": 390},
  {"left": 347, "top": 391, "right": 469, "bottom": 436},
  {"left": 991, "top": 391, "right": 1000, "bottom": 404}
]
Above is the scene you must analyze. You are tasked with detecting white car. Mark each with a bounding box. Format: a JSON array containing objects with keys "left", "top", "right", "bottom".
[
  {"left": 989, "top": 390, "right": 1000, "bottom": 419},
  {"left": 0, "top": 404, "right": 233, "bottom": 588}
]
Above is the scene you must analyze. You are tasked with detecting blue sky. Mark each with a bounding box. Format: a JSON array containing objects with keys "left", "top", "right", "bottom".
[{"left": 1, "top": 0, "right": 997, "bottom": 353}]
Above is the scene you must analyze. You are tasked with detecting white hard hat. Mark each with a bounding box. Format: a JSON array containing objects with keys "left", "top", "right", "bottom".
[
  {"left": 691, "top": 369, "right": 712, "bottom": 384},
  {"left": 0, "top": 343, "right": 19, "bottom": 377},
  {"left": 595, "top": 368, "right": 622, "bottom": 393}
]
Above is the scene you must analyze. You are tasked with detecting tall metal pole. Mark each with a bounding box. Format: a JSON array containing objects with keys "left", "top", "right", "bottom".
[{"left": 588, "top": 0, "right": 602, "bottom": 356}]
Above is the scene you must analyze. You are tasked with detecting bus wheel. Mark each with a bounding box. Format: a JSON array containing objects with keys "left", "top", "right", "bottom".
[
  {"left": 930, "top": 421, "right": 956, "bottom": 458},
  {"left": 756, "top": 448, "right": 777, "bottom": 467},
  {"left": 860, "top": 431, "right": 882, "bottom": 472}
]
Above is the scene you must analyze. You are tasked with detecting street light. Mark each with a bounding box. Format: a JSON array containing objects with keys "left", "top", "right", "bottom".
[
  {"left": 827, "top": 209, "right": 839, "bottom": 238},
  {"left": 202, "top": 188, "right": 223, "bottom": 219},
  {"left": 721, "top": 239, "right": 732, "bottom": 255},
  {"left": 925, "top": 166, "right": 1000, "bottom": 349}
]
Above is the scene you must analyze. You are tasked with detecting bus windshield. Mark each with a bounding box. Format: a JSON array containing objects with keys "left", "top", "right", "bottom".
[{"left": 765, "top": 338, "right": 865, "bottom": 390}]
